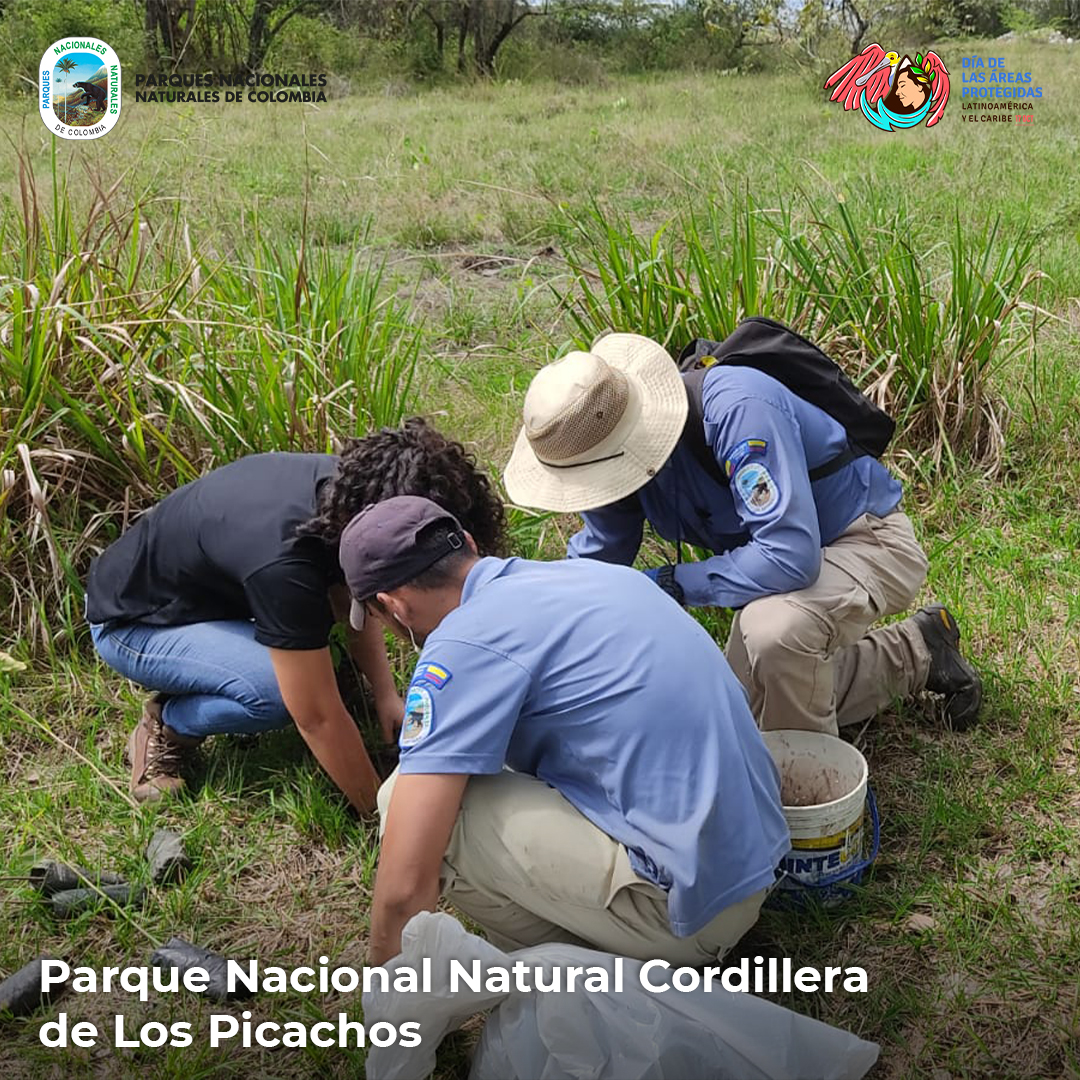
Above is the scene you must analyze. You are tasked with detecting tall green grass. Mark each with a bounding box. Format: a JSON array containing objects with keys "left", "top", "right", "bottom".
[
  {"left": 0, "top": 152, "right": 1050, "bottom": 652},
  {"left": 0, "top": 152, "right": 422, "bottom": 651},
  {"left": 555, "top": 189, "right": 1045, "bottom": 474}
]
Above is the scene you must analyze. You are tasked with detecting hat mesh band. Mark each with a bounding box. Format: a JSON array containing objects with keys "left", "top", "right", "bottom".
[{"left": 527, "top": 368, "right": 629, "bottom": 463}]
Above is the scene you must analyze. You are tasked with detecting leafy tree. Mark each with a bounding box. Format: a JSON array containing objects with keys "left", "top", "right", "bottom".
[
  {"left": 245, "top": 0, "right": 332, "bottom": 72},
  {"left": 914, "top": 0, "right": 1006, "bottom": 35},
  {"left": 141, "top": 0, "right": 342, "bottom": 75},
  {"left": 144, "top": 0, "right": 196, "bottom": 72},
  {"left": 798, "top": 0, "right": 899, "bottom": 55},
  {"left": 470, "top": 0, "right": 540, "bottom": 74},
  {"left": 354, "top": 0, "right": 543, "bottom": 77}
]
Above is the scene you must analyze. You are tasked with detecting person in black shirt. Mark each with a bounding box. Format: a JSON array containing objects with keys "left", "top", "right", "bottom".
[{"left": 85, "top": 419, "right": 507, "bottom": 810}]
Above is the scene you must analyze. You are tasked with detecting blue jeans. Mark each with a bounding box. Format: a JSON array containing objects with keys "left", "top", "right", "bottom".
[{"left": 90, "top": 620, "right": 291, "bottom": 738}]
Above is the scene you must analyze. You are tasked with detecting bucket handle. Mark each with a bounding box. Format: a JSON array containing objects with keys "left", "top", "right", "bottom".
[{"left": 807, "top": 788, "right": 880, "bottom": 891}]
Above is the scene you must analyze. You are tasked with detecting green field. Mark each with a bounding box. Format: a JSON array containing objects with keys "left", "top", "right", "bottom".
[{"left": 2, "top": 39, "right": 1080, "bottom": 1078}]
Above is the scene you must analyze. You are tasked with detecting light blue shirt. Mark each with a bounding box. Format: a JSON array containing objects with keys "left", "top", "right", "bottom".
[
  {"left": 568, "top": 366, "right": 904, "bottom": 608},
  {"left": 397, "top": 556, "right": 791, "bottom": 938}
]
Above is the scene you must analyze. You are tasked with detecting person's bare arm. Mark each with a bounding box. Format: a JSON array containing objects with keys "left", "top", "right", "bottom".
[
  {"left": 368, "top": 773, "right": 469, "bottom": 965},
  {"left": 269, "top": 647, "right": 382, "bottom": 813},
  {"left": 330, "top": 585, "right": 404, "bottom": 742}
]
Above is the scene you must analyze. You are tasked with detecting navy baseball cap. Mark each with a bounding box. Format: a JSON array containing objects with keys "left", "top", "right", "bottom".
[{"left": 339, "top": 496, "right": 465, "bottom": 629}]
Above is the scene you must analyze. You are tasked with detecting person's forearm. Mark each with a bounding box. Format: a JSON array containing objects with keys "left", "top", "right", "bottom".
[
  {"left": 297, "top": 710, "right": 381, "bottom": 814},
  {"left": 347, "top": 619, "right": 403, "bottom": 742},
  {"left": 368, "top": 879, "right": 441, "bottom": 966},
  {"left": 673, "top": 532, "right": 821, "bottom": 608}
]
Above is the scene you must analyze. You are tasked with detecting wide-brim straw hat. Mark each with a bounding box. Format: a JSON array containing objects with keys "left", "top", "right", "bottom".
[{"left": 504, "top": 333, "right": 687, "bottom": 513}]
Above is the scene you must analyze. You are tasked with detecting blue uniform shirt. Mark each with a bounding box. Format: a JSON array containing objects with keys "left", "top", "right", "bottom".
[
  {"left": 397, "top": 556, "right": 791, "bottom": 938},
  {"left": 568, "top": 366, "right": 903, "bottom": 608}
]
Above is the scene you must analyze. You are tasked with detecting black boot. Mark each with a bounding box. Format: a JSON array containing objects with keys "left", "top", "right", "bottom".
[{"left": 913, "top": 605, "right": 983, "bottom": 731}]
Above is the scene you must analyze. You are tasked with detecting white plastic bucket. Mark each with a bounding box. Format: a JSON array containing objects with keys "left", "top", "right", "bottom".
[{"left": 763, "top": 730, "right": 869, "bottom": 901}]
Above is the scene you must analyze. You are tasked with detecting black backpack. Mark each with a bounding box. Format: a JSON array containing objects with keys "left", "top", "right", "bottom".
[{"left": 676, "top": 316, "right": 894, "bottom": 484}]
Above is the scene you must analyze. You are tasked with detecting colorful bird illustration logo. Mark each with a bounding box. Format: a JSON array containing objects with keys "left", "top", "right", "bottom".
[{"left": 825, "top": 44, "right": 950, "bottom": 130}]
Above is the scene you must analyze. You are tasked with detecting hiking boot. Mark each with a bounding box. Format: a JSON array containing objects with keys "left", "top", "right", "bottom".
[
  {"left": 125, "top": 696, "right": 201, "bottom": 803},
  {"left": 913, "top": 605, "right": 983, "bottom": 731}
]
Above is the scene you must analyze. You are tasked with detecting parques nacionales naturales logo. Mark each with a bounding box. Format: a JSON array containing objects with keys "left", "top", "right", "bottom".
[
  {"left": 40, "top": 37, "right": 121, "bottom": 140},
  {"left": 825, "top": 43, "right": 950, "bottom": 130}
]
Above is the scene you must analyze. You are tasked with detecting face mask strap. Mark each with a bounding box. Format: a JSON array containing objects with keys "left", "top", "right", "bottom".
[{"left": 395, "top": 612, "right": 420, "bottom": 653}]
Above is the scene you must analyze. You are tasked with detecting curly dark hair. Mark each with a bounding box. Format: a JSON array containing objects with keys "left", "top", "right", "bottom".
[{"left": 298, "top": 417, "right": 507, "bottom": 556}]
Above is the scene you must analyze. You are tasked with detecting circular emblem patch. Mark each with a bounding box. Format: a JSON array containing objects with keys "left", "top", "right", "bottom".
[
  {"left": 733, "top": 460, "right": 780, "bottom": 515},
  {"left": 40, "top": 38, "right": 121, "bottom": 140},
  {"left": 400, "top": 685, "right": 434, "bottom": 748}
]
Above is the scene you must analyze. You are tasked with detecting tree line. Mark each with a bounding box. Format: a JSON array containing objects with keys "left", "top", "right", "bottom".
[{"left": 2, "top": 0, "right": 1077, "bottom": 93}]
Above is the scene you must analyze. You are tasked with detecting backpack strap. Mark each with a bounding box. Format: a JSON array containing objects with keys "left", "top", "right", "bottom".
[
  {"left": 807, "top": 443, "right": 861, "bottom": 482},
  {"left": 681, "top": 368, "right": 729, "bottom": 485},
  {"left": 681, "top": 367, "right": 866, "bottom": 486}
]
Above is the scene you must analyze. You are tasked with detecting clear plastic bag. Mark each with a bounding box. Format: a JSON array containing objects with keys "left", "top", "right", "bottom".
[{"left": 364, "top": 912, "right": 879, "bottom": 1080}]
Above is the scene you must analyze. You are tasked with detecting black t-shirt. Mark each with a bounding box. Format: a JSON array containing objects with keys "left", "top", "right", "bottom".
[{"left": 85, "top": 452, "right": 343, "bottom": 650}]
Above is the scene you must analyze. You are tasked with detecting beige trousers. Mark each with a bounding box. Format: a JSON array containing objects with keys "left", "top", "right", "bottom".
[
  {"left": 378, "top": 768, "right": 768, "bottom": 966},
  {"left": 725, "top": 510, "right": 932, "bottom": 736}
]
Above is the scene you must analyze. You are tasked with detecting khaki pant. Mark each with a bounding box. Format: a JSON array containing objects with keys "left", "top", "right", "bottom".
[
  {"left": 378, "top": 769, "right": 769, "bottom": 966},
  {"left": 725, "top": 510, "right": 932, "bottom": 736}
]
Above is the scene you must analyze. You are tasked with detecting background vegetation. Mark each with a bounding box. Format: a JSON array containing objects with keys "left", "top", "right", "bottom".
[
  {"left": 2, "top": 0, "right": 1080, "bottom": 94},
  {"left": 1, "top": 3, "right": 1079, "bottom": 1078}
]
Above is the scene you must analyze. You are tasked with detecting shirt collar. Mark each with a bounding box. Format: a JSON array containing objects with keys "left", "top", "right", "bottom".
[{"left": 459, "top": 556, "right": 512, "bottom": 606}]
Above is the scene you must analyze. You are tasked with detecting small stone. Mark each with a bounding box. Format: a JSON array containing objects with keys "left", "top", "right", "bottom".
[{"left": 905, "top": 912, "right": 937, "bottom": 933}]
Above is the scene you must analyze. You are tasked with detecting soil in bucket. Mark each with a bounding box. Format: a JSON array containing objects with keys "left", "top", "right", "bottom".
[{"left": 763, "top": 730, "right": 870, "bottom": 902}]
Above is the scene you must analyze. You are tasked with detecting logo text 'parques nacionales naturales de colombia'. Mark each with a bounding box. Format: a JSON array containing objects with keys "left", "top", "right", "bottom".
[
  {"left": 132, "top": 73, "right": 328, "bottom": 103},
  {"left": 40, "top": 38, "right": 120, "bottom": 140}
]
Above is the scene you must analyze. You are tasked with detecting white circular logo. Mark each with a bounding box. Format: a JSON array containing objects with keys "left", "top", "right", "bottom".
[
  {"left": 400, "top": 685, "right": 434, "bottom": 748},
  {"left": 40, "top": 38, "right": 121, "bottom": 140}
]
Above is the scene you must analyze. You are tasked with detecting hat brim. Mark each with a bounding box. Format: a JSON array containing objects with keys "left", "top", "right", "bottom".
[
  {"left": 349, "top": 598, "right": 366, "bottom": 630},
  {"left": 503, "top": 334, "right": 688, "bottom": 513}
]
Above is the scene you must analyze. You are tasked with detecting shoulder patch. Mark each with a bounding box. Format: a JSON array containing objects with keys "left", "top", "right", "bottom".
[
  {"left": 733, "top": 460, "right": 780, "bottom": 515},
  {"left": 723, "top": 438, "right": 768, "bottom": 478},
  {"left": 400, "top": 685, "right": 434, "bottom": 748},
  {"left": 414, "top": 662, "right": 452, "bottom": 690}
]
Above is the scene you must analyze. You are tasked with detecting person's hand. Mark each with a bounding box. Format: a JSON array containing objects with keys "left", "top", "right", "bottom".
[
  {"left": 640, "top": 565, "right": 686, "bottom": 605},
  {"left": 376, "top": 690, "right": 405, "bottom": 744}
]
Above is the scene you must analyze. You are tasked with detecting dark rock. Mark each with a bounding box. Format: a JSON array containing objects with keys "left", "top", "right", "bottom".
[
  {"left": 146, "top": 830, "right": 191, "bottom": 886},
  {"left": 49, "top": 884, "right": 146, "bottom": 919},
  {"left": 0, "top": 956, "right": 62, "bottom": 1017},
  {"left": 150, "top": 938, "right": 254, "bottom": 1002},
  {"left": 29, "top": 861, "right": 125, "bottom": 897}
]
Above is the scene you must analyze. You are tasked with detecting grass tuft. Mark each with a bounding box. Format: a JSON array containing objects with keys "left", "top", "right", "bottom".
[
  {"left": 554, "top": 189, "right": 1045, "bottom": 476},
  {"left": 1, "top": 152, "right": 422, "bottom": 651}
]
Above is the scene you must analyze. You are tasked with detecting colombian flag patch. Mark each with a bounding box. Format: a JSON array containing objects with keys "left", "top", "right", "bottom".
[
  {"left": 416, "top": 662, "right": 452, "bottom": 690},
  {"left": 723, "top": 438, "right": 768, "bottom": 477}
]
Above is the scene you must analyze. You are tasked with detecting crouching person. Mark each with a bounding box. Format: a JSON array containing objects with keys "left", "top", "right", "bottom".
[
  {"left": 340, "top": 496, "right": 790, "bottom": 966},
  {"left": 84, "top": 419, "right": 506, "bottom": 809}
]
